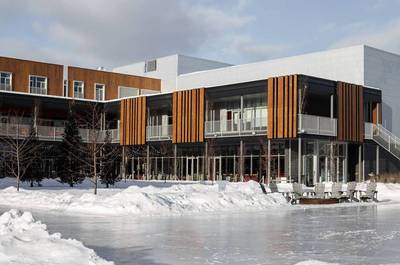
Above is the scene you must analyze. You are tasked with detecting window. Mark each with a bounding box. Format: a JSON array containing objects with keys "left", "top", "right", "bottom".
[
  {"left": 144, "top": 59, "right": 157, "bottom": 72},
  {"left": 29, "top": 75, "right": 47, "bottom": 95},
  {"left": 95, "top": 83, "right": 105, "bottom": 101},
  {"left": 118, "top": 86, "right": 139, "bottom": 98},
  {"left": 73, "top": 81, "right": 84, "bottom": 98},
  {"left": 0, "top": 72, "right": 12, "bottom": 91},
  {"left": 63, "top": 80, "right": 68, "bottom": 97}
]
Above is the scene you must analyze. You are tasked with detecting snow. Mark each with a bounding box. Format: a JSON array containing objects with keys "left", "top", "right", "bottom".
[
  {"left": 294, "top": 261, "right": 339, "bottom": 265},
  {"left": 0, "top": 179, "right": 287, "bottom": 216},
  {"left": 0, "top": 209, "right": 113, "bottom": 265}
]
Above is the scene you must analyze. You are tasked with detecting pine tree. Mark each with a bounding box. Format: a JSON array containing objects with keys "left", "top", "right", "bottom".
[
  {"left": 22, "top": 123, "right": 43, "bottom": 187},
  {"left": 56, "top": 104, "right": 85, "bottom": 187},
  {"left": 99, "top": 131, "right": 121, "bottom": 188}
]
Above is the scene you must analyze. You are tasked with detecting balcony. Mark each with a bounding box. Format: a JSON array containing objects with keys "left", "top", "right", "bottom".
[
  {"left": 0, "top": 84, "right": 12, "bottom": 91},
  {"left": 146, "top": 125, "right": 172, "bottom": 141},
  {"left": 0, "top": 122, "right": 119, "bottom": 143},
  {"left": 298, "top": 114, "right": 337, "bottom": 136},
  {"left": 205, "top": 117, "right": 267, "bottom": 138}
]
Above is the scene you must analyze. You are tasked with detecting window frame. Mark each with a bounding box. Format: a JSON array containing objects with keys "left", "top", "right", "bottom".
[
  {"left": 0, "top": 71, "right": 13, "bottom": 91},
  {"left": 73, "top": 80, "right": 85, "bottom": 99},
  {"left": 29, "top": 75, "right": 48, "bottom": 95},
  {"left": 94, "top": 83, "right": 105, "bottom": 101}
]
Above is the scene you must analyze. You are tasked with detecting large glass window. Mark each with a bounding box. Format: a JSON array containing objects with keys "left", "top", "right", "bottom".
[
  {"left": 29, "top": 75, "right": 47, "bottom": 95},
  {"left": 95, "top": 83, "right": 105, "bottom": 101},
  {"left": 0, "top": 72, "right": 12, "bottom": 91},
  {"left": 73, "top": 81, "right": 84, "bottom": 99}
]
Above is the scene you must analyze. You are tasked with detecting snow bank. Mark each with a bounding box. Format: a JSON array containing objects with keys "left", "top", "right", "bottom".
[
  {"left": 0, "top": 181, "right": 287, "bottom": 216},
  {"left": 0, "top": 209, "right": 113, "bottom": 265}
]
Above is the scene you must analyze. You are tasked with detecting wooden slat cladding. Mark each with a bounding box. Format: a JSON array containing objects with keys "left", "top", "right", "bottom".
[
  {"left": 372, "top": 102, "right": 382, "bottom": 125},
  {"left": 119, "top": 97, "right": 146, "bottom": 145},
  {"left": 337, "top": 82, "right": 364, "bottom": 143},
  {"left": 172, "top": 88, "right": 205, "bottom": 143},
  {"left": 68, "top": 66, "right": 161, "bottom": 100},
  {"left": 0, "top": 56, "right": 64, "bottom": 96},
  {"left": 267, "top": 75, "right": 298, "bottom": 139}
]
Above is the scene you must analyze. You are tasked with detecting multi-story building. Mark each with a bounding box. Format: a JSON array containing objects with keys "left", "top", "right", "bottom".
[{"left": 0, "top": 45, "right": 399, "bottom": 184}]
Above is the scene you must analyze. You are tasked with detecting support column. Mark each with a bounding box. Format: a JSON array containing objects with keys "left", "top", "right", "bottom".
[
  {"left": 240, "top": 140, "right": 244, "bottom": 182},
  {"left": 146, "top": 144, "right": 150, "bottom": 180},
  {"left": 174, "top": 144, "right": 178, "bottom": 179},
  {"left": 267, "top": 139, "right": 271, "bottom": 183},
  {"left": 330, "top": 94, "right": 334, "bottom": 119},
  {"left": 121, "top": 146, "right": 126, "bottom": 181},
  {"left": 288, "top": 140, "right": 292, "bottom": 182},
  {"left": 344, "top": 143, "right": 348, "bottom": 183},
  {"left": 204, "top": 141, "right": 208, "bottom": 181},
  {"left": 376, "top": 145, "right": 380, "bottom": 176},
  {"left": 298, "top": 137, "right": 302, "bottom": 184},
  {"left": 358, "top": 144, "right": 362, "bottom": 182}
]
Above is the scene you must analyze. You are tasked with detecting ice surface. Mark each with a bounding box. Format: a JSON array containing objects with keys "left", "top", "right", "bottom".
[{"left": 0, "top": 209, "right": 113, "bottom": 265}]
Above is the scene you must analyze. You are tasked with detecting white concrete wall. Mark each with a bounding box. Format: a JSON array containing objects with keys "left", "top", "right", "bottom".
[
  {"left": 177, "top": 55, "right": 231, "bottom": 75},
  {"left": 364, "top": 46, "right": 400, "bottom": 135},
  {"left": 113, "top": 54, "right": 230, "bottom": 93},
  {"left": 113, "top": 55, "right": 179, "bottom": 93},
  {"left": 177, "top": 45, "right": 365, "bottom": 90}
]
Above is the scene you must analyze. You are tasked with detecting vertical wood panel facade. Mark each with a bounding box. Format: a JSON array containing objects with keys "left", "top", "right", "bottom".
[
  {"left": 372, "top": 102, "right": 382, "bottom": 125},
  {"left": 68, "top": 66, "right": 161, "bottom": 100},
  {"left": 0, "top": 57, "right": 64, "bottom": 96},
  {"left": 172, "top": 88, "right": 205, "bottom": 143},
  {"left": 337, "top": 81, "right": 364, "bottom": 142},
  {"left": 120, "top": 97, "right": 147, "bottom": 145},
  {"left": 267, "top": 75, "right": 298, "bottom": 139}
]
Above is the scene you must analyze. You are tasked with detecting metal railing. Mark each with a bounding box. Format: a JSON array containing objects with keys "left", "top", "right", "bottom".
[
  {"left": 0, "top": 122, "right": 120, "bottom": 143},
  {"left": 30, "top": 87, "right": 47, "bottom": 95},
  {"left": 372, "top": 123, "right": 400, "bottom": 160},
  {"left": 146, "top": 125, "right": 172, "bottom": 141},
  {"left": 205, "top": 117, "right": 267, "bottom": 137},
  {"left": 0, "top": 84, "right": 12, "bottom": 91},
  {"left": 298, "top": 114, "right": 337, "bottom": 136}
]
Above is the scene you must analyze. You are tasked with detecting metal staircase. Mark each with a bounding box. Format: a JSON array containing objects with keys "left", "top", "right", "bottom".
[{"left": 368, "top": 123, "right": 400, "bottom": 160}]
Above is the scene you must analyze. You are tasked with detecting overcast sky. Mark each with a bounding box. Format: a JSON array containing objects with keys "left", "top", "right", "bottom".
[{"left": 2, "top": 0, "right": 400, "bottom": 69}]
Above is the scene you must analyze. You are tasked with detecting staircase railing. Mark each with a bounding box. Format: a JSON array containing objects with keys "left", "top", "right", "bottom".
[{"left": 371, "top": 123, "right": 400, "bottom": 160}]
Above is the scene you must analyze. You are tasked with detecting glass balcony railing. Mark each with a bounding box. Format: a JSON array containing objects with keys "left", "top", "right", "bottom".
[
  {"left": 298, "top": 114, "right": 337, "bottom": 136},
  {"left": 0, "top": 84, "right": 12, "bottom": 91},
  {"left": 205, "top": 117, "right": 267, "bottom": 137},
  {"left": 0, "top": 122, "right": 120, "bottom": 143},
  {"left": 146, "top": 125, "right": 172, "bottom": 141}
]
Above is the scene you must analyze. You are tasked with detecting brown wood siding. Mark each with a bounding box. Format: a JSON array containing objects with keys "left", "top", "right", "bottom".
[
  {"left": 372, "top": 102, "right": 382, "bottom": 125},
  {"left": 0, "top": 56, "right": 63, "bottom": 96},
  {"left": 172, "top": 88, "right": 205, "bottom": 144},
  {"left": 68, "top": 66, "right": 160, "bottom": 100},
  {"left": 119, "top": 97, "right": 146, "bottom": 145},
  {"left": 337, "top": 81, "right": 364, "bottom": 142},
  {"left": 267, "top": 75, "right": 298, "bottom": 139}
]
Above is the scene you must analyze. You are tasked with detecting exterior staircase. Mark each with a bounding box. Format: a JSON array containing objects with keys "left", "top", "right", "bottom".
[{"left": 366, "top": 123, "right": 400, "bottom": 160}]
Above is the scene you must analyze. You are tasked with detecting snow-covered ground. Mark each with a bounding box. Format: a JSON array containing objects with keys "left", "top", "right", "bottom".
[
  {"left": 0, "top": 209, "right": 113, "bottom": 265},
  {"left": 0, "top": 177, "right": 400, "bottom": 216},
  {"left": 0, "top": 178, "right": 287, "bottom": 216}
]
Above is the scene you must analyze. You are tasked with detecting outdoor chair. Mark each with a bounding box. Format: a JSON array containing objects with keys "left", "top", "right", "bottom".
[
  {"left": 291, "top": 183, "right": 305, "bottom": 204},
  {"left": 341, "top": 182, "right": 357, "bottom": 202},
  {"left": 360, "top": 182, "right": 378, "bottom": 202},
  {"left": 331, "top": 182, "right": 344, "bottom": 201},
  {"left": 314, "top": 183, "right": 326, "bottom": 199}
]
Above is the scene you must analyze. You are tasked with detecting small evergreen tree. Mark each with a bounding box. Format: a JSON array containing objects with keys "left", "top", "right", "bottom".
[
  {"left": 99, "top": 131, "right": 121, "bottom": 188},
  {"left": 22, "top": 123, "right": 43, "bottom": 187},
  {"left": 56, "top": 104, "right": 85, "bottom": 187}
]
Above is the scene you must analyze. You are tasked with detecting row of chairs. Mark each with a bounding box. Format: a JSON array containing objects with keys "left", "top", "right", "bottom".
[{"left": 291, "top": 182, "right": 378, "bottom": 204}]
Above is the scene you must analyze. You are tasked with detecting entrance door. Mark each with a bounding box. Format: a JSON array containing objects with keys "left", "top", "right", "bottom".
[
  {"left": 186, "top": 157, "right": 198, "bottom": 181},
  {"left": 303, "top": 155, "right": 317, "bottom": 186},
  {"left": 209, "top": 156, "right": 222, "bottom": 181}
]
